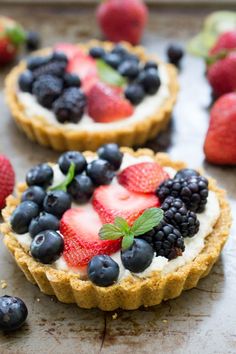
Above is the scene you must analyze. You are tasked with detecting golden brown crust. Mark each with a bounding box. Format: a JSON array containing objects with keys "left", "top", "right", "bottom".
[
  {"left": 5, "top": 40, "right": 178, "bottom": 151},
  {"left": 1, "top": 148, "right": 232, "bottom": 311}
]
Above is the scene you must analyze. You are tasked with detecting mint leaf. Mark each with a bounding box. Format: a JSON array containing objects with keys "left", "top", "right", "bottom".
[
  {"left": 50, "top": 162, "right": 75, "bottom": 192},
  {"left": 122, "top": 233, "right": 134, "bottom": 250},
  {"left": 114, "top": 217, "right": 130, "bottom": 234},
  {"left": 131, "top": 208, "right": 163, "bottom": 236},
  {"left": 6, "top": 25, "right": 26, "bottom": 46},
  {"left": 99, "top": 223, "right": 124, "bottom": 240},
  {"left": 96, "top": 59, "right": 127, "bottom": 87}
]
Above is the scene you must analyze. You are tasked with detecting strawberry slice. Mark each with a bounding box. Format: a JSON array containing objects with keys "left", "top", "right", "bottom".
[
  {"left": 93, "top": 184, "right": 160, "bottom": 226},
  {"left": 67, "top": 52, "right": 99, "bottom": 93},
  {"left": 87, "top": 82, "right": 134, "bottom": 122},
  {"left": 54, "top": 43, "right": 83, "bottom": 60},
  {"left": 60, "top": 206, "right": 121, "bottom": 267},
  {"left": 118, "top": 162, "right": 170, "bottom": 193}
]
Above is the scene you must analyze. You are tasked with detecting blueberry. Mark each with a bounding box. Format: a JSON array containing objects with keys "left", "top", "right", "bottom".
[
  {"left": 137, "top": 69, "right": 161, "bottom": 95},
  {"left": 167, "top": 44, "right": 184, "bottom": 66},
  {"left": 63, "top": 73, "right": 81, "bottom": 88},
  {"left": 29, "top": 212, "right": 60, "bottom": 238},
  {"left": 175, "top": 168, "right": 200, "bottom": 180},
  {"left": 52, "top": 51, "right": 68, "bottom": 63},
  {"left": 10, "top": 201, "right": 39, "bottom": 234},
  {"left": 124, "top": 53, "right": 139, "bottom": 64},
  {"left": 27, "top": 55, "right": 51, "bottom": 70},
  {"left": 58, "top": 151, "right": 87, "bottom": 175},
  {"left": 18, "top": 70, "right": 34, "bottom": 93},
  {"left": 144, "top": 60, "right": 158, "bottom": 71},
  {"left": 103, "top": 53, "right": 122, "bottom": 69},
  {"left": 21, "top": 186, "right": 46, "bottom": 207},
  {"left": 88, "top": 255, "right": 119, "bottom": 287},
  {"left": 111, "top": 44, "right": 128, "bottom": 57},
  {"left": 26, "top": 163, "right": 53, "bottom": 188},
  {"left": 43, "top": 190, "right": 72, "bottom": 218},
  {"left": 0, "top": 296, "right": 28, "bottom": 331},
  {"left": 97, "top": 143, "right": 123, "bottom": 170},
  {"left": 30, "top": 230, "right": 64, "bottom": 264},
  {"left": 67, "top": 175, "right": 94, "bottom": 203},
  {"left": 118, "top": 60, "right": 139, "bottom": 79},
  {"left": 89, "top": 47, "right": 106, "bottom": 59},
  {"left": 121, "top": 239, "right": 154, "bottom": 273},
  {"left": 26, "top": 31, "right": 40, "bottom": 51},
  {"left": 124, "top": 84, "right": 145, "bottom": 105},
  {"left": 86, "top": 159, "right": 115, "bottom": 185}
]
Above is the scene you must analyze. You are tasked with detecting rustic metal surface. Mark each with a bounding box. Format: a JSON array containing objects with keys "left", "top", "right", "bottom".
[{"left": 0, "top": 4, "right": 236, "bottom": 354}]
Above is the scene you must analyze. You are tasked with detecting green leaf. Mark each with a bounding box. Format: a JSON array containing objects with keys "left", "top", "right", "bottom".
[
  {"left": 49, "top": 162, "right": 75, "bottom": 192},
  {"left": 114, "top": 217, "right": 130, "bottom": 234},
  {"left": 96, "top": 59, "right": 127, "bottom": 87},
  {"left": 122, "top": 233, "right": 134, "bottom": 250},
  {"left": 131, "top": 208, "right": 164, "bottom": 236},
  {"left": 6, "top": 25, "right": 26, "bottom": 46},
  {"left": 99, "top": 223, "right": 124, "bottom": 240}
]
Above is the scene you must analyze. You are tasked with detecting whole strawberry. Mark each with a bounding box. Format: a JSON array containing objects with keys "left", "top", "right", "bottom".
[
  {"left": 207, "top": 52, "right": 236, "bottom": 97},
  {"left": 210, "top": 30, "right": 236, "bottom": 56},
  {"left": 204, "top": 93, "right": 236, "bottom": 165},
  {"left": 0, "top": 16, "right": 26, "bottom": 66},
  {"left": 96, "top": 0, "right": 148, "bottom": 45},
  {"left": 0, "top": 155, "right": 15, "bottom": 209}
]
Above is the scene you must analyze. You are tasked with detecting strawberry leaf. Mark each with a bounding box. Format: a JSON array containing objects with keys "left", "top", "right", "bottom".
[
  {"left": 99, "top": 223, "right": 124, "bottom": 240},
  {"left": 50, "top": 162, "right": 75, "bottom": 192},
  {"left": 96, "top": 59, "right": 127, "bottom": 87},
  {"left": 6, "top": 25, "right": 26, "bottom": 46},
  {"left": 131, "top": 208, "right": 163, "bottom": 236}
]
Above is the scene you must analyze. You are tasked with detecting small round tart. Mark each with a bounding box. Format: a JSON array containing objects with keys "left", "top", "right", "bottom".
[
  {"left": 1, "top": 148, "right": 231, "bottom": 311},
  {"left": 5, "top": 40, "right": 178, "bottom": 151}
]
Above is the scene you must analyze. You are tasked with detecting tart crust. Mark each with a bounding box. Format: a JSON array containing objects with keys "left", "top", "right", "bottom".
[
  {"left": 5, "top": 40, "right": 178, "bottom": 152},
  {"left": 1, "top": 148, "right": 231, "bottom": 311}
]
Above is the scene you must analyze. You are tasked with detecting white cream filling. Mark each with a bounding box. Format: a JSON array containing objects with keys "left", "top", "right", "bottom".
[
  {"left": 17, "top": 65, "right": 170, "bottom": 131},
  {"left": 12, "top": 153, "right": 220, "bottom": 282}
]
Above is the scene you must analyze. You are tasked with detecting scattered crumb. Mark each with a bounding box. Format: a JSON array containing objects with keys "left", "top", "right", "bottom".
[
  {"left": 162, "top": 319, "right": 168, "bottom": 323},
  {"left": 36, "top": 298, "right": 40, "bottom": 302},
  {"left": 1, "top": 280, "right": 7, "bottom": 289},
  {"left": 112, "top": 313, "right": 118, "bottom": 320}
]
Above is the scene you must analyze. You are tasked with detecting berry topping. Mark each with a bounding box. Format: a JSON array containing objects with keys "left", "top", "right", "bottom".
[
  {"left": 27, "top": 55, "right": 51, "bottom": 71},
  {"left": 26, "top": 163, "right": 53, "bottom": 188},
  {"left": 175, "top": 168, "right": 200, "bottom": 180},
  {"left": 0, "top": 296, "right": 28, "bottom": 331},
  {"left": 87, "top": 82, "right": 134, "bottom": 123},
  {"left": 167, "top": 44, "right": 184, "bottom": 66},
  {"left": 63, "top": 72, "right": 81, "bottom": 88},
  {"left": 97, "top": 143, "right": 123, "bottom": 170},
  {"left": 32, "top": 74, "right": 63, "bottom": 109},
  {"left": 21, "top": 186, "right": 46, "bottom": 207},
  {"left": 32, "top": 60, "right": 67, "bottom": 79},
  {"left": 157, "top": 176, "right": 209, "bottom": 213},
  {"left": 30, "top": 230, "right": 64, "bottom": 264},
  {"left": 89, "top": 46, "right": 106, "bottom": 59},
  {"left": 137, "top": 68, "right": 161, "bottom": 95},
  {"left": 93, "top": 184, "right": 160, "bottom": 225},
  {"left": 58, "top": 151, "right": 87, "bottom": 175},
  {"left": 53, "top": 87, "right": 86, "bottom": 123},
  {"left": 67, "top": 175, "right": 95, "bottom": 203},
  {"left": 18, "top": 70, "right": 34, "bottom": 93},
  {"left": 10, "top": 201, "right": 39, "bottom": 234},
  {"left": 43, "top": 190, "right": 72, "bottom": 218},
  {"left": 60, "top": 207, "right": 120, "bottom": 266},
  {"left": 29, "top": 212, "right": 60, "bottom": 238},
  {"left": 51, "top": 51, "right": 68, "bottom": 63},
  {"left": 86, "top": 159, "right": 115, "bottom": 186},
  {"left": 111, "top": 44, "right": 128, "bottom": 57},
  {"left": 121, "top": 239, "right": 154, "bottom": 273},
  {"left": 103, "top": 52, "right": 122, "bottom": 69},
  {"left": 118, "top": 162, "right": 169, "bottom": 193},
  {"left": 88, "top": 255, "right": 119, "bottom": 287},
  {"left": 144, "top": 60, "right": 158, "bottom": 71},
  {"left": 124, "top": 83, "right": 145, "bottom": 105},
  {"left": 118, "top": 60, "right": 139, "bottom": 79},
  {"left": 54, "top": 43, "right": 83, "bottom": 60},
  {"left": 26, "top": 31, "right": 40, "bottom": 51},
  {"left": 161, "top": 196, "right": 200, "bottom": 238},
  {"left": 0, "top": 155, "right": 15, "bottom": 210}
]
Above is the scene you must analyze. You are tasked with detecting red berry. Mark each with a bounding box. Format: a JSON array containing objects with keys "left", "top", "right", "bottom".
[
  {"left": 87, "top": 82, "right": 134, "bottom": 122},
  {"left": 60, "top": 206, "right": 120, "bottom": 267},
  {"left": 93, "top": 184, "right": 160, "bottom": 226},
  {"left": 204, "top": 93, "right": 236, "bottom": 165},
  {"left": 54, "top": 43, "right": 83, "bottom": 60},
  {"left": 118, "top": 162, "right": 169, "bottom": 193},
  {"left": 0, "top": 155, "right": 15, "bottom": 210},
  {"left": 0, "top": 37, "right": 17, "bottom": 65},
  {"left": 210, "top": 30, "right": 236, "bottom": 56}
]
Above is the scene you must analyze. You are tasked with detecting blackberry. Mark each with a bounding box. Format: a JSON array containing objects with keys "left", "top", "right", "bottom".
[
  {"left": 161, "top": 196, "right": 200, "bottom": 237},
  {"left": 32, "top": 60, "right": 67, "bottom": 79},
  {"left": 157, "top": 176, "right": 209, "bottom": 213},
  {"left": 32, "top": 75, "right": 63, "bottom": 108},
  {"left": 27, "top": 55, "right": 51, "bottom": 70},
  {"left": 53, "top": 87, "right": 86, "bottom": 123}
]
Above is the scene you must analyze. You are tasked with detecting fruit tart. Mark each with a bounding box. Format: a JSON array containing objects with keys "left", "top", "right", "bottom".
[
  {"left": 1, "top": 145, "right": 231, "bottom": 310},
  {"left": 5, "top": 40, "right": 178, "bottom": 151}
]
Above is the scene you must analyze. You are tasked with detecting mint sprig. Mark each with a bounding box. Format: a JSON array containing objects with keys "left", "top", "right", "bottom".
[
  {"left": 99, "top": 207, "right": 164, "bottom": 250},
  {"left": 49, "top": 162, "right": 75, "bottom": 192},
  {"left": 96, "top": 59, "right": 127, "bottom": 87}
]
